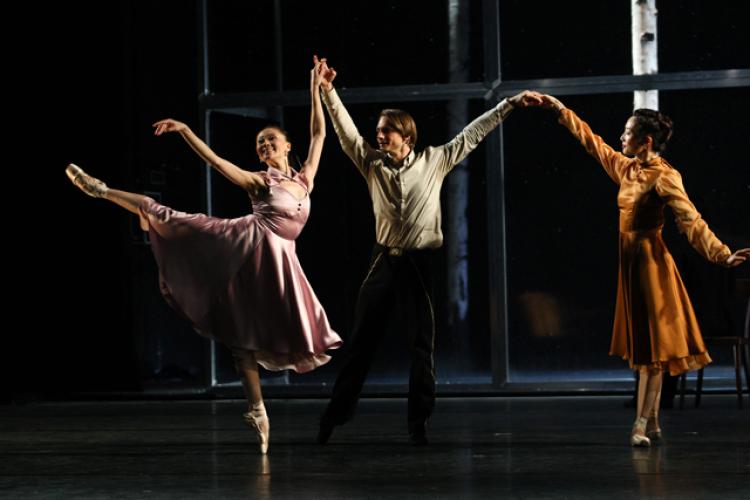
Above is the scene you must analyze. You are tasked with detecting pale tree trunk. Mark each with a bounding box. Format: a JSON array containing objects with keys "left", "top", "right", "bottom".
[
  {"left": 445, "top": 0, "right": 470, "bottom": 372},
  {"left": 632, "top": 0, "right": 659, "bottom": 110}
]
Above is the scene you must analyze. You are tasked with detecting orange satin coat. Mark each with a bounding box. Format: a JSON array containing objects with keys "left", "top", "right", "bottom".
[{"left": 559, "top": 109, "right": 731, "bottom": 375}]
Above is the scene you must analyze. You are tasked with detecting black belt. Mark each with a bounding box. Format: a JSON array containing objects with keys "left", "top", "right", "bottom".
[{"left": 374, "top": 243, "right": 433, "bottom": 257}]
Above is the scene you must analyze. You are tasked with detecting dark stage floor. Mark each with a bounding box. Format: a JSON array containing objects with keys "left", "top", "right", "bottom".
[{"left": 1, "top": 396, "right": 748, "bottom": 498}]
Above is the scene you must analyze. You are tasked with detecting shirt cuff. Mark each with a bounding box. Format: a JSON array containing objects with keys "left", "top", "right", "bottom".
[
  {"left": 496, "top": 99, "right": 514, "bottom": 120},
  {"left": 321, "top": 87, "right": 338, "bottom": 106}
]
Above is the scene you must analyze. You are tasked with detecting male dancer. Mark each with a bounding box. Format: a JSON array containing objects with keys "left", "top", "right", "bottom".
[{"left": 316, "top": 58, "right": 542, "bottom": 444}]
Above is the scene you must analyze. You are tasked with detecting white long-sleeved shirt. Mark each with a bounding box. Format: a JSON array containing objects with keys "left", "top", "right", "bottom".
[{"left": 322, "top": 88, "right": 513, "bottom": 249}]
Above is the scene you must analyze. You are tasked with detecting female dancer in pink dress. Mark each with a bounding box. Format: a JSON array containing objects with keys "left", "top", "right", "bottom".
[{"left": 66, "top": 57, "right": 342, "bottom": 454}]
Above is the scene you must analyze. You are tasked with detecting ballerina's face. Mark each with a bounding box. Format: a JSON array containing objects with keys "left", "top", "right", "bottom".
[
  {"left": 256, "top": 127, "right": 291, "bottom": 165},
  {"left": 620, "top": 117, "right": 650, "bottom": 156}
]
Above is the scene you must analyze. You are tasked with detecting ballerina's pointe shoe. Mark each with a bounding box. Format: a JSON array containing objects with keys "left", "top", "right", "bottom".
[
  {"left": 66, "top": 163, "right": 108, "bottom": 198},
  {"left": 630, "top": 416, "right": 651, "bottom": 447},
  {"left": 243, "top": 406, "right": 270, "bottom": 454}
]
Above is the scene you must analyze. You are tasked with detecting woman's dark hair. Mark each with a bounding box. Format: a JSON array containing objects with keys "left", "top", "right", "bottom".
[
  {"left": 256, "top": 124, "right": 290, "bottom": 142},
  {"left": 379, "top": 109, "right": 418, "bottom": 147},
  {"left": 631, "top": 109, "right": 674, "bottom": 153}
]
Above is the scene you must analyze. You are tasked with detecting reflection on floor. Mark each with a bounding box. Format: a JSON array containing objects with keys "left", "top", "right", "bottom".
[{"left": 2, "top": 396, "right": 748, "bottom": 498}]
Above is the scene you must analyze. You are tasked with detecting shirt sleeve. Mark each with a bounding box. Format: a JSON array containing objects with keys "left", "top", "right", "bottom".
[
  {"left": 558, "top": 108, "right": 631, "bottom": 185},
  {"left": 434, "top": 99, "right": 514, "bottom": 175},
  {"left": 321, "top": 88, "right": 377, "bottom": 178},
  {"left": 655, "top": 167, "right": 732, "bottom": 264}
]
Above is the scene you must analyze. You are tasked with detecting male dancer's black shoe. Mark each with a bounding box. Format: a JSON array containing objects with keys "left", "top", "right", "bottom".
[
  {"left": 317, "top": 418, "right": 335, "bottom": 445},
  {"left": 409, "top": 424, "right": 428, "bottom": 446}
]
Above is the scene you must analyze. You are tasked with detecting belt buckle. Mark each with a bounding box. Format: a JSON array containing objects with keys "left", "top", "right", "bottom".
[{"left": 388, "top": 247, "right": 403, "bottom": 257}]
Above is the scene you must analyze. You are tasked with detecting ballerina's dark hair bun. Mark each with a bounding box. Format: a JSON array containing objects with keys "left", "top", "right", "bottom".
[{"left": 632, "top": 109, "right": 674, "bottom": 153}]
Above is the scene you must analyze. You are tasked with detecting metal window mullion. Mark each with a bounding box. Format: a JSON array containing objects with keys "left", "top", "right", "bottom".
[{"left": 482, "top": 0, "right": 509, "bottom": 388}]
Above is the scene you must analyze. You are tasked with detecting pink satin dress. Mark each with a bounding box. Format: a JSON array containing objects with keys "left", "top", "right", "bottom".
[{"left": 138, "top": 166, "right": 342, "bottom": 373}]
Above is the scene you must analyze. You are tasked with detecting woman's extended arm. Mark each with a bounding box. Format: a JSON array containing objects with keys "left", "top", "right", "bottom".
[
  {"left": 299, "top": 56, "right": 327, "bottom": 186},
  {"left": 152, "top": 118, "right": 265, "bottom": 193}
]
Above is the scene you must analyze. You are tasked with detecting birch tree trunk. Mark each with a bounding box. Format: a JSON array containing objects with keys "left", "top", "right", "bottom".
[
  {"left": 632, "top": 0, "right": 659, "bottom": 110},
  {"left": 445, "top": 0, "right": 471, "bottom": 371}
]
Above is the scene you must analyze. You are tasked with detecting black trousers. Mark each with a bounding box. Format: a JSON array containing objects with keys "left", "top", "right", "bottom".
[{"left": 321, "top": 244, "right": 436, "bottom": 433}]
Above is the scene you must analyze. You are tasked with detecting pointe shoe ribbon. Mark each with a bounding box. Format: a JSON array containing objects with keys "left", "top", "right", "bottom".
[{"left": 66, "top": 164, "right": 108, "bottom": 198}]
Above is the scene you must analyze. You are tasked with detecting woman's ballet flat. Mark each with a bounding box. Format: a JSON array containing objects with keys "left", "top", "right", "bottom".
[
  {"left": 631, "top": 416, "right": 651, "bottom": 447},
  {"left": 646, "top": 416, "right": 662, "bottom": 442},
  {"left": 646, "top": 429, "right": 662, "bottom": 442},
  {"left": 630, "top": 433, "right": 652, "bottom": 447}
]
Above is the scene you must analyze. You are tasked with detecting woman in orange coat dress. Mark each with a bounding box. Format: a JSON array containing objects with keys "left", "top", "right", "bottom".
[{"left": 538, "top": 94, "right": 749, "bottom": 446}]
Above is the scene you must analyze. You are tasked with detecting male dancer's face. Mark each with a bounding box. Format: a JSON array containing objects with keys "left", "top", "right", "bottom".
[{"left": 376, "top": 117, "right": 410, "bottom": 156}]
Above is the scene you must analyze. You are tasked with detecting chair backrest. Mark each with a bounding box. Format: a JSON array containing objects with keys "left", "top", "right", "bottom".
[{"left": 738, "top": 278, "right": 750, "bottom": 341}]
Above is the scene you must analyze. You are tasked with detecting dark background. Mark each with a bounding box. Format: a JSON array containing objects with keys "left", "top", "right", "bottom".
[{"left": 16, "top": 0, "right": 750, "bottom": 398}]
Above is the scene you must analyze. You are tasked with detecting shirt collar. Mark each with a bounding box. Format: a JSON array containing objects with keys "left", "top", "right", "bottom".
[{"left": 385, "top": 149, "right": 415, "bottom": 169}]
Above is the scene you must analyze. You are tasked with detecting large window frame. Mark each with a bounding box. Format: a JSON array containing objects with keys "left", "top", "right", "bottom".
[{"left": 195, "top": 0, "right": 750, "bottom": 395}]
